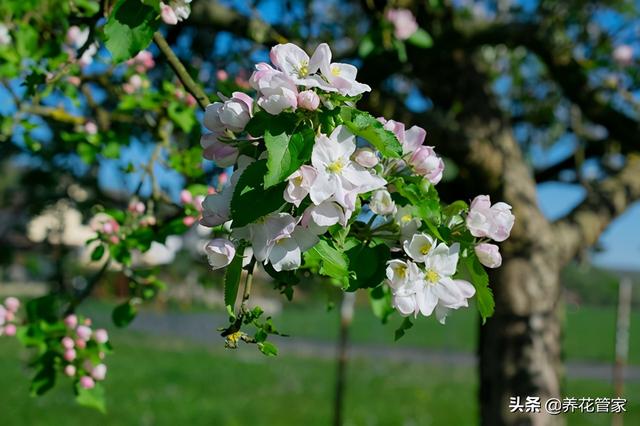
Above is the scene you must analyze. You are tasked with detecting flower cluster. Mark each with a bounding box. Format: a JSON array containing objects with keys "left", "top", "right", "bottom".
[
  {"left": 387, "top": 235, "right": 475, "bottom": 322},
  {"left": 0, "top": 297, "right": 20, "bottom": 336},
  {"left": 60, "top": 315, "right": 110, "bottom": 389},
  {"left": 160, "top": 0, "right": 192, "bottom": 25},
  {"left": 197, "top": 42, "right": 515, "bottom": 331},
  {"left": 467, "top": 195, "right": 515, "bottom": 269}
]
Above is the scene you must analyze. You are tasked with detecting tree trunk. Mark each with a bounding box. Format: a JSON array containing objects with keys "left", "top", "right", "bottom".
[{"left": 479, "top": 253, "right": 564, "bottom": 426}]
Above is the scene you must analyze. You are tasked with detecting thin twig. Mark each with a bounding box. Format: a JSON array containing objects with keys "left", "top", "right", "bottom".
[
  {"left": 240, "top": 258, "right": 256, "bottom": 313},
  {"left": 153, "top": 32, "right": 210, "bottom": 110}
]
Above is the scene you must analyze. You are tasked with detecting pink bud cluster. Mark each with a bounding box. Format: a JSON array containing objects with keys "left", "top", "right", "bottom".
[
  {"left": 126, "top": 50, "right": 155, "bottom": 73},
  {"left": 180, "top": 189, "right": 206, "bottom": 226},
  {"left": 61, "top": 314, "right": 109, "bottom": 389},
  {"left": 0, "top": 297, "right": 20, "bottom": 337}
]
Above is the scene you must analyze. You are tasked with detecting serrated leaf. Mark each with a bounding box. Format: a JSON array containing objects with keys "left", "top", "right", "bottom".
[
  {"left": 76, "top": 383, "right": 106, "bottom": 413},
  {"left": 258, "top": 341, "right": 278, "bottom": 356},
  {"left": 264, "top": 127, "right": 314, "bottom": 188},
  {"left": 230, "top": 159, "right": 287, "bottom": 227},
  {"left": 304, "top": 239, "right": 349, "bottom": 281},
  {"left": 223, "top": 250, "right": 244, "bottom": 317},
  {"left": 104, "top": 0, "right": 159, "bottom": 63},
  {"left": 340, "top": 108, "right": 403, "bottom": 158},
  {"left": 407, "top": 28, "right": 433, "bottom": 48},
  {"left": 463, "top": 255, "right": 495, "bottom": 323}
]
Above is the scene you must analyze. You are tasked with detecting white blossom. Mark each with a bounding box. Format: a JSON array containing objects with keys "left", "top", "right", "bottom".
[{"left": 466, "top": 195, "right": 515, "bottom": 242}]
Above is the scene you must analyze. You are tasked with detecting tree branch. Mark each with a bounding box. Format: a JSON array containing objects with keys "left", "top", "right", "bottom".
[
  {"left": 553, "top": 155, "right": 640, "bottom": 264},
  {"left": 153, "top": 32, "right": 210, "bottom": 110}
]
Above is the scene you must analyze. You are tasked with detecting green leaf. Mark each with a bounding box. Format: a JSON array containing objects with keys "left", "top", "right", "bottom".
[
  {"left": 345, "top": 242, "right": 389, "bottom": 291},
  {"left": 30, "top": 367, "right": 56, "bottom": 396},
  {"left": 407, "top": 28, "right": 433, "bottom": 48},
  {"left": 340, "top": 108, "right": 402, "bottom": 158},
  {"left": 223, "top": 250, "right": 244, "bottom": 317},
  {"left": 257, "top": 341, "right": 278, "bottom": 356},
  {"left": 230, "top": 159, "right": 287, "bottom": 228},
  {"left": 264, "top": 127, "right": 314, "bottom": 188},
  {"left": 76, "top": 383, "right": 106, "bottom": 413},
  {"left": 369, "top": 285, "right": 394, "bottom": 324},
  {"left": 112, "top": 302, "right": 137, "bottom": 328},
  {"left": 394, "top": 317, "right": 414, "bottom": 341},
  {"left": 463, "top": 255, "right": 495, "bottom": 323},
  {"left": 358, "top": 34, "right": 376, "bottom": 57},
  {"left": 90, "top": 244, "right": 105, "bottom": 261},
  {"left": 26, "top": 295, "right": 60, "bottom": 323},
  {"left": 304, "top": 239, "right": 349, "bottom": 281},
  {"left": 104, "top": 0, "right": 159, "bottom": 63}
]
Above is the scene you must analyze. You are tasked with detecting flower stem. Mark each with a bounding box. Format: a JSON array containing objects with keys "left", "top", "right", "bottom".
[{"left": 153, "top": 32, "right": 210, "bottom": 111}]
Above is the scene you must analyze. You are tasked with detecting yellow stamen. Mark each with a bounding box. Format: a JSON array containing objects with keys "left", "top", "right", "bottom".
[
  {"left": 326, "top": 159, "right": 345, "bottom": 174},
  {"left": 425, "top": 269, "right": 439, "bottom": 283},
  {"left": 331, "top": 66, "right": 341, "bottom": 76},
  {"left": 401, "top": 214, "right": 412, "bottom": 223},
  {"left": 396, "top": 265, "right": 407, "bottom": 279},
  {"left": 420, "top": 243, "right": 432, "bottom": 255},
  {"left": 298, "top": 61, "right": 309, "bottom": 77}
]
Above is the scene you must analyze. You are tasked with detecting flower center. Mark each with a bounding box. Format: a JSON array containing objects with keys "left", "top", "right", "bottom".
[
  {"left": 396, "top": 265, "right": 407, "bottom": 279},
  {"left": 326, "top": 158, "right": 345, "bottom": 174},
  {"left": 331, "top": 65, "right": 341, "bottom": 76},
  {"left": 420, "top": 243, "right": 432, "bottom": 255},
  {"left": 293, "top": 175, "right": 304, "bottom": 185},
  {"left": 425, "top": 269, "right": 439, "bottom": 284},
  {"left": 298, "top": 61, "right": 309, "bottom": 78},
  {"left": 401, "top": 214, "right": 412, "bottom": 223}
]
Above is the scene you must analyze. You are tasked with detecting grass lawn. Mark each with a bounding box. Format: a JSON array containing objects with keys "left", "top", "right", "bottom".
[
  {"left": 0, "top": 331, "right": 638, "bottom": 426},
  {"left": 272, "top": 301, "right": 640, "bottom": 365}
]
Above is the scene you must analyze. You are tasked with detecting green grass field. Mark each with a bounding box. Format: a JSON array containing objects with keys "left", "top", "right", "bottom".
[
  {"left": 0, "top": 329, "right": 638, "bottom": 426},
  {"left": 270, "top": 301, "right": 640, "bottom": 364}
]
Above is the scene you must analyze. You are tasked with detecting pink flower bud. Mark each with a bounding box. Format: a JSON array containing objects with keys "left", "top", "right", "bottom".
[
  {"left": 84, "top": 121, "right": 98, "bottom": 135},
  {"left": 83, "top": 318, "right": 92, "bottom": 326},
  {"left": 475, "top": 243, "right": 502, "bottom": 268},
  {"left": 200, "top": 133, "right": 239, "bottom": 168},
  {"left": 613, "top": 45, "right": 633, "bottom": 67},
  {"left": 91, "top": 364, "right": 107, "bottom": 381},
  {"left": 4, "top": 311, "right": 14, "bottom": 322},
  {"left": 385, "top": 9, "right": 419, "bottom": 40},
  {"left": 109, "top": 235, "right": 120, "bottom": 244},
  {"left": 67, "top": 76, "right": 81, "bottom": 87},
  {"left": 180, "top": 190, "right": 193, "bottom": 205},
  {"left": 195, "top": 195, "right": 205, "bottom": 212},
  {"left": 64, "top": 315, "right": 78, "bottom": 329},
  {"left": 216, "top": 70, "right": 229, "bottom": 81},
  {"left": 62, "top": 336, "right": 75, "bottom": 349},
  {"left": 4, "top": 297, "right": 20, "bottom": 313},
  {"left": 4, "top": 324, "right": 16, "bottom": 336},
  {"left": 80, "top": 376, "right": 95, "bottom": 389},
  {"left": 204, "top": 239, "right": 236, "bottom": 270},
  {"left": 353, "top": 148, "right": 379, "bottom": 168},
  {"left": 408, "top": 146, "right": 445, "bottom": 184},
  {"left": 64, "top": 365, "right": 76, "bottom": 377},
  {"left": 128, "top": 201, "right": 145, "bottom": 214},
  {"left": 182, "top": 216, "right": 196, "bottom": 227},
  {"left": 94, "top": 329, "right": 109, "bottom": 344},
  {"left": 63, "top": 349, "right": 77, "bottom": 362},
  {"left": 76, "top": 325, "right": 92, "bottom": 341},
  {"left": 75, "top": 338, "right": 86, "bottom": 349},
  {"left": 296, "top": 90, "right": 320, "bottom": 111}
]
